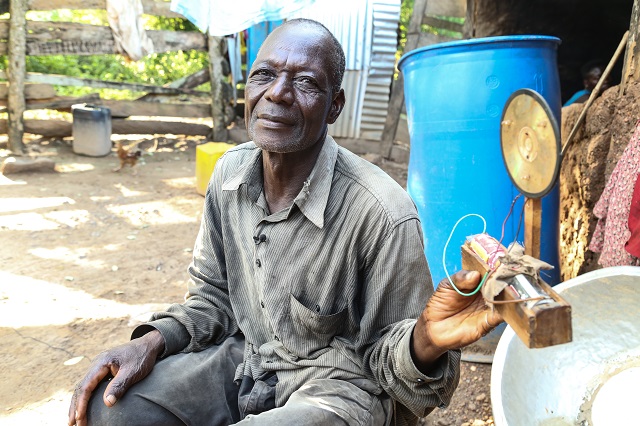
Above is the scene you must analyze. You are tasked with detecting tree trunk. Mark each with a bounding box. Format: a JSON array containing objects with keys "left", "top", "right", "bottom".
[
  {"left": 620, "top": 0, "right": 640, "bottom": 93},
  {"left": 379, "top": 0, "right": 428, "bottom": 158},
  {"left": 464, "top": 0, "right": 527, "bottom": 38},
  {"left": 208, "top": 35, "right": 228, "bottom": 141},
  {"left": 7, "top": 0, "right": 27, "bottom": 154}
]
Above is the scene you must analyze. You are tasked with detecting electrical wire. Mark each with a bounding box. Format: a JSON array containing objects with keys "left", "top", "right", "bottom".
[
  {"left": 442, "top": 213, "right": 487, "bottom": 296},
  {"left": 442, "top": 194, "right": 526, "bottom": 297}
]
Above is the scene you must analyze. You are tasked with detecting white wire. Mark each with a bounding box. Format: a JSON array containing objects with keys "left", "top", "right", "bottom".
[{"left": 442, "top": 213, "right": 487, "bottom": 292}]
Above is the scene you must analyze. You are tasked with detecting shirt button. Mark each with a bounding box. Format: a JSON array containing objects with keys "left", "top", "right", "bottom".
[
  {"left": 261, "top": 301, "right": 265, "bottom": 308},
  {"left": 256, "top": 259, "right": 261, "bottom": 267},
  {"left": 416, "top": 378, "right": 424, "bottom": 383}
]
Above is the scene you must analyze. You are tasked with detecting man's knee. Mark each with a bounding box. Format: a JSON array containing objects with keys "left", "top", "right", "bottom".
[
  {"left": 237, "top": 379, "right": 392, "bottom": 425},
  {"left": 87, "top": 379, "right": 184, "bottom": 426}
]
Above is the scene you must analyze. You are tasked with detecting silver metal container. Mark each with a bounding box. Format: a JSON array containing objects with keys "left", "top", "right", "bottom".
[
  {"left": 491, "top": 266, "right": 640, "bottom": 425},
  {"left": 72, "top": 104, "right": 112, "bottom": 157}
]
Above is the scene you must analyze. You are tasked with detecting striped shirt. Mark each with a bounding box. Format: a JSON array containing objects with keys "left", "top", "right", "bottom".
[{"left": 141, "top": 135, "right": 460, "bottom": 424}]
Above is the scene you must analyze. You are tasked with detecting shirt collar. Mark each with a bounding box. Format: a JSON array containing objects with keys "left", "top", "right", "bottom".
[
  {"left": 221, "top": 136, "right": 338, "bottom": 229},
  {"left": 221, "top": 144, "right": 263, "bottom": 202},
  {"left": 293, "top": 135, "right": 338, "bottom": 229}
]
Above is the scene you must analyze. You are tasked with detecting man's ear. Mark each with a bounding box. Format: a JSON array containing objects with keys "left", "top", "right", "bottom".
[{"left": 327, "top": 89, "right": 346, "bottom": 124}]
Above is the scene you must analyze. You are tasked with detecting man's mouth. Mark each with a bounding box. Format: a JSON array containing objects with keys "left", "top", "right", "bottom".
[{"left": 257, "top": 113, "right": 295, "bottom": 126}]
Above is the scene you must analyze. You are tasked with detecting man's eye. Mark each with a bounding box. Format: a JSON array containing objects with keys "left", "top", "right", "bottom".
[
  {"left": 251, "top": 69, "right": 273, "bottom": 78},
  {"left": 296, "top": 77, "right": 317, "bottom": 87}
]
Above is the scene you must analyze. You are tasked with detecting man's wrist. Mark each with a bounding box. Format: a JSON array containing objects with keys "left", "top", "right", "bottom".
[
  {"left": 140, "top": 329, "right": 165, "bottom": 358},
  {"left": 411, "top": 317, "right": 448, "bottom": 373}
]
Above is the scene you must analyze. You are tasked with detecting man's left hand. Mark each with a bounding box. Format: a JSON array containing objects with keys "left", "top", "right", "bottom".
[{"left": 411, "top": 270, "right": 503, "bottom": 372}]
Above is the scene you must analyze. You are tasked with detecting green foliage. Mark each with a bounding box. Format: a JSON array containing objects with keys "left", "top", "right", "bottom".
[
  {"left": 422, "top": 15, "right": 464, "bottom": 40},
  {"left": 397, "top": 1, "right": 465, "bottom": 58},
  {"left": 22, "top": 50, "right": 208, "bottom": 100},
  {"left": 27, "top": 9, "right": 108, "bottom": 25},
  {"left": 145, "top": 16, "right": 199, "bottom": 32},
  {"left": 2, "top": 10, "right": 209, "bottom": 100},
  {"left": 398, "top": 0, "right": 414, "bottom": 55}
]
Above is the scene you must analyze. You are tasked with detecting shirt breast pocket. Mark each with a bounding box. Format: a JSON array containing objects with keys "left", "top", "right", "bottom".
[{"left": 287, "top": 293, "right": 347, "bottom": 357}]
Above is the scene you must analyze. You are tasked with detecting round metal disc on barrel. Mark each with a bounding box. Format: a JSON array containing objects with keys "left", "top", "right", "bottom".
[{"left": 500, "top": 88, "right": 561, "bottom": 199}]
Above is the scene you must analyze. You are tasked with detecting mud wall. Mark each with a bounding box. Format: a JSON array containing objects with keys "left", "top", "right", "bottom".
[{"left": 559, "top": 82, "right": 640, "bottom": 280}]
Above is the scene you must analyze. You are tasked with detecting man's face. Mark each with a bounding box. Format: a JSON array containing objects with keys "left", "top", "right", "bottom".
[
  {"left": 584, "top": 67, "right": 609, "bottom": 92},
  {"left": 244, "top": 24, "right": 344, "bottom": 154}
]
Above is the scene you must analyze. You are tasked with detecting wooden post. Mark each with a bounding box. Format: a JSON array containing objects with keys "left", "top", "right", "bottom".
[
  {"left": 620, "top": 0, "right": 640, "bottom": 94},
  {"left": 379, "top": 0, "right": 428, "bottom": 159},
  {"left": 7, "top": 0, "right": 27, "bottom": 154},
  {"left": 208, "top": 35, "right": 228, "bottom": 141},
  {"left": 524, "top": 197, "right": 542, "bottom": 259}
]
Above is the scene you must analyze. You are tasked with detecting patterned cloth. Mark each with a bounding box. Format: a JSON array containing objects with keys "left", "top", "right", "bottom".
[
  {"left": 590, "top": 120, "right": 640, "bottom": 267},
  {"left": 134, "top": 136, "right": 460, "bottom": 425},
  {"left": 626, "top": 173, "right": 640, "bottom": 258}
]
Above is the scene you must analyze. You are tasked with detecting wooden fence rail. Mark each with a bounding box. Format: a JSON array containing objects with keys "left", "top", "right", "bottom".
[
  {"left": 2, "top": 0, "right": 228, "bottom": 153},
  {"left": 0, "top": 21, "right": 208, "bottom": 55}
]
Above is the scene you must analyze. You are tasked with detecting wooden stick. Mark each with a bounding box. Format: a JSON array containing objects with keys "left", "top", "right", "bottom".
[
  {"left": 524, "top": 197, "right": 542, "bottom": 259},
  {"left": 7, "top": 0, "right": 27, "bottom": 154},
  {"left": 0, "top": 94, "right": 101, "bottom": 112},
  {"left": 15, "top": 72, "right": 209, "bottom": 96},
  {"left": 561, "top": 31, "right": 629, "bottom": 157},
  {"left": 0, "top": 119, "right": 212, "bottom": 137}
]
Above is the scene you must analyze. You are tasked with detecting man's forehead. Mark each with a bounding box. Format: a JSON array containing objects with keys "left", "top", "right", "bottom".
[{"left": 259, "top": 24, "right": 327, "bottom": 59}]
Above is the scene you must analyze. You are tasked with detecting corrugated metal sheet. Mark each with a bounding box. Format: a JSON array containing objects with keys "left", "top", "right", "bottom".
[
  {"left": 289, "top": 0, "right": 369, "bottom": 71},
  {"left": 330, "top": 70, "right": 365, "bottom": 138},
  {"left": 359, "top": 0, "right": 400, "bottom": 141},
  {"left": 290, "top": 0, "right": 400, "bottom": 140}
]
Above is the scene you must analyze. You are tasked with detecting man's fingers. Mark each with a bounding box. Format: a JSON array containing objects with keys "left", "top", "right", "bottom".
[
  {"left": 487, "top": 308, "right": 503, "bottom": 327},
  {"left": 72, "top": 365, "right": 110, "bottom": 426},
  {"left": 480, "top": 309, "right": 504, "bottom": 335},
  {"left": 68, "top": 392, "right": 77, "bottom": 426},
  {"left": 441, "top": 270, "right": 482, "bottom": 293}
]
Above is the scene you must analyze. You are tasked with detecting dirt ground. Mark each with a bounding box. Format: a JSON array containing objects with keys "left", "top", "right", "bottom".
[{"left": 0, "top": 134, "right": 493, "bottom": 426}]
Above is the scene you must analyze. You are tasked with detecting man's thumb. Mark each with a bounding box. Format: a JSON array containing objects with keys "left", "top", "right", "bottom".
[
  {"left": 105, "top": 394, "right": 117, "bottom": 407},
  {"left": 103, "top": 373, "right": 128, "bottom": 407}
]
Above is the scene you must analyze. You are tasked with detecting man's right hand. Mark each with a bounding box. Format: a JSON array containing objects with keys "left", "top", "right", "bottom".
[{"left": 68, "top": 329, "right": 165, "bottom": 426}]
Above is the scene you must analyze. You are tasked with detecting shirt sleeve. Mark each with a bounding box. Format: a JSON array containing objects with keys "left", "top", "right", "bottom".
[
  {"left": 359, "top": 217, "right": 461, "bottom": 418},
  {"left": 132, "top": 156, "right": 239, "bottom": 357}
]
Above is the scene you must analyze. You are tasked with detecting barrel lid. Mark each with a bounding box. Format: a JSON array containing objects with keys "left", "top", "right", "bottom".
[{"left": 399, "top": 35, "right": 561, "bottom": 71}]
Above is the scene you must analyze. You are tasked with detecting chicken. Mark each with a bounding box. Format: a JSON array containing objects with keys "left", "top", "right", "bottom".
[{"left": 113, "top": 142, "right": 142, "bottom": 174}]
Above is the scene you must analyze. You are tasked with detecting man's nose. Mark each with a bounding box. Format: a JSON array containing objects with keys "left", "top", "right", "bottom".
[{"left": 264, "top": 75, "right": 294, "bottom": 104}]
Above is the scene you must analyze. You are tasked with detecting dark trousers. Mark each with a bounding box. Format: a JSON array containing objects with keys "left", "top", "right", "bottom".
[{"left": 87, "top": 335, "right": 393, "bottom": 425}]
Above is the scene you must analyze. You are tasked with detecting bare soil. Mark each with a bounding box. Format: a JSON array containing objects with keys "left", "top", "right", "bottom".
[{"left": 0, "top": 134, "right": 493, "bottom": 426}]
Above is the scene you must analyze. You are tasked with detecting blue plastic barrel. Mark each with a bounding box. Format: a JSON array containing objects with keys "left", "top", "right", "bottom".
[{"left": 399, "top": 35, "right": 561, "bottom": 286}]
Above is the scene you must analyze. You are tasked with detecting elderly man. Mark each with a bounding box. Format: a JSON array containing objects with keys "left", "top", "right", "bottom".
[{"left": 69, "top": 18, "right": 501, "bottom": 426}]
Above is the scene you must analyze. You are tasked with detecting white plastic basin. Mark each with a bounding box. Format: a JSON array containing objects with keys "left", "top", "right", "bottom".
[{"left": 491, "top": 266, "right": 640, "bottom": 426}]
